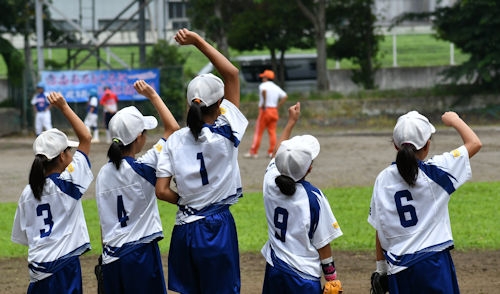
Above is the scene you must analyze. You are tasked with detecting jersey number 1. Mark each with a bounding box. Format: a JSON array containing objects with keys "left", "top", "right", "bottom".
[{"left": 197, "top": 152, "right": 209, "bottom": 185}]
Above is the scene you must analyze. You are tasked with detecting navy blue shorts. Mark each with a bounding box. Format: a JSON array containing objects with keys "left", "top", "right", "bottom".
[
  {"left": 102, "top": 241, "right": 166, "bottom": 294},
  {"left": 262, "top": 262, "right": 321, "bottom": 294},
  {"left": 389, "top": 249, "right": 460, "bottom": 294},
  {"left": 168, "top": 208, "right": 241, "bottom": 294},
  {"left": 28, "top": 256, "right": 82, "bottom": 294}
]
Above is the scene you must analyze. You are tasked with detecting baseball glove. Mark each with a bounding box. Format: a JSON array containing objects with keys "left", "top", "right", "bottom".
[
  {"left": 95, "top": 256, "right": 105, "bottom": 294},
  {"left": 323, "top": 280, "right": 343, "bottom": 294},
  {"left": 370, "top": 271, "right": 389, "bottom": 294}
]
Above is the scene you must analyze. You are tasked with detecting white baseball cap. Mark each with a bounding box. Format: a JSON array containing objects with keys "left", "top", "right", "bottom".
[
  {"left": 33, "top": 128, "right": 79, "bottom": 160},
  {"left": 393, "top": 110, "right": 436, "bottom": 150},
  {"left": 275, "top": 135, "right": 320, "bottom": 182},
  {"left": 187, "top": 73, "right": 224, "bottom": 107},
  {"left": 109, "top": 106, "right": 158, "bottom": 146}
]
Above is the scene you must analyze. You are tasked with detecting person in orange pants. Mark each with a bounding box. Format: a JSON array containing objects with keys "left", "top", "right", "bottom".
[{"left": 245, "top": 69, "right": 288, "bottom": 159}]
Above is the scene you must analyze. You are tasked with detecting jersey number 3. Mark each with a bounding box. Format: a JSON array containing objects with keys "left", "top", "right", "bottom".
[
  {"left": 37, "top": 203, "right": 54, "bottom": 238},
  {"left": 394, "top": 190, "right": 418, "bottom": 228}
]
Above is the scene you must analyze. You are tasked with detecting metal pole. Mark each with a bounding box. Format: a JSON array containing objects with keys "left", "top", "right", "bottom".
[
  {"left": 392, "top": 33, "right": 398, "bottom": 67},
  {"left": 35, "top": 0, "right": 45, "bottom": 74},
  {"left": 138, "top": 0, "right": 146, "bottom": 67}
]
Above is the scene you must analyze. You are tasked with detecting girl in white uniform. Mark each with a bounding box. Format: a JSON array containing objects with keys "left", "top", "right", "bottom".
[
  {"left": 12, "top": 92, "right": 93, "bottom": 294},
  {"left": 261, "top": 102, "right": 343, "bottom": 294},
  {"left": 368, "top": 111, "right": 482, "bottom": 294},
  {"left": 155, "top": 28, "right": 248, "bottom": 294},
  {"left": 95, "top": 80, "right": 179, "bottom": 294}
]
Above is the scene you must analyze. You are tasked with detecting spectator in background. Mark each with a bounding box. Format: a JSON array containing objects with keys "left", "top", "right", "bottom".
[
  {"left": 31, "top": 83, "right": 53, "bottom": 136},
  {"left": 244, "top": 69, "right": 288, "bottom": 159},
  {"left": 99, "top": 86, "right": 119, "bottom": 143},
  {"left": 84, "top": 90, "right": 100, "bottom": 143}
]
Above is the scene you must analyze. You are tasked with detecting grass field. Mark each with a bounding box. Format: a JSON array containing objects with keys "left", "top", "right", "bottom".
[
  {"left": 2, "top": 181, "right": 498, "bottom": 258},
  {"left": 0, "top": 33, "right": 469, "bottom": 78}
]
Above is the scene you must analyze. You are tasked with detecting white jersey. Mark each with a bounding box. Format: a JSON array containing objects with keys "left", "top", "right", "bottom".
[
  {"left": 156, "top": 99, "right": 248, "bottom": 224},
  {"left": 261, "top": 159, "right": 343, "bottom": 280},
  {"left": 95, "top": 139, "right": 165, "bottom": 264},
  {"left": 368, "top": 145, "right": 471, "bottom": 274},
  {"left": 11, "top": 151, "right": 93, "bottom": 282},
  {"left": 258, "top": 81, "right": 287, "bottom": 108}
]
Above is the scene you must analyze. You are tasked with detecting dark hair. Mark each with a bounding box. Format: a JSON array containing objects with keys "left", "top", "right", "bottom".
[
  {"left": 107, "top": 139, "right": 133, "bottom": 170},
  {"left": 29, "top": 154, "right": 58, "bottom": 201},
  {"left": 275, "top": 175, "right": 297, "bottom": 196},
  {"left": 186, "top": 100, "right": 220, "bottom": 140},
  {"left": 396, "top": 143, "right": 419, "bottom": 186}
]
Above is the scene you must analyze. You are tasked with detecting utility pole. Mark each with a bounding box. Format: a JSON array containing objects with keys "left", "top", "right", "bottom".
[
  {"left": 138, "top": 0, "right": 146, "bottom": 68},
  {"left": 35, "top": 0, "right": 45, "bottom": 75}
]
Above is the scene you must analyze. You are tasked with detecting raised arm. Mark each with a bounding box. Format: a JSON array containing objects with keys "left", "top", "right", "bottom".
[
  {"left": 47, "top": 92, "right": 91, "bottom": 155},
  {"left": 174, "top": 28, "right": 240, "bottom": 107},
  {"left": 133, "top": 80, "right": 180, "bottom": 139},
  {"left": 271, "top": 102, "right": 301, "bottom": 158},
  {"left": 441, "top": 111, "right": 482, "bottom": 158}
]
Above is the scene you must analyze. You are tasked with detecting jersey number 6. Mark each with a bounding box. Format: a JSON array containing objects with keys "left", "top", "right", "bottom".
[{"left": 394, "top": 190, "right": 418, "bottom": 228}]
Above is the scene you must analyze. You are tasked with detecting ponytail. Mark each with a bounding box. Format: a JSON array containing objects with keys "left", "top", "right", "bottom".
[
  {"left": 186, "top": 99, "right": 221, "bottom": 140},
  {"left": 396, "top": 143, "right": 419, "bottom": 186},
  {"left": 107, "top": 139, "right": 132, "bottom": 170},
  {"left": 187, "top": 102, "right": 203, "bottom": 140},
  {"left": 29, "top": 154, "right": 58, "bottom": 201},
  {"left": 275, "top": 175, "right": 297, "bottom": 196}
]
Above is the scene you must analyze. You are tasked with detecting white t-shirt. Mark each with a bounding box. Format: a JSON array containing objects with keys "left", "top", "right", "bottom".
[
  {"left": 156, "top": 99, "right": 248, "bottom": 224},
  {"left": 95, "top": 139, "right": 165, "bottom": 264},
  {"left": 261, "top": 159, "right": 343, "bottom": 280},
  {"left": 11, "top": 151, "right": 93, "bottom": 281},
  {"left": 258, "top": 81, "right": 287, "bottom": 108},
  {"left": 368, "top": 145, "right": 471, "bottom": 274}
]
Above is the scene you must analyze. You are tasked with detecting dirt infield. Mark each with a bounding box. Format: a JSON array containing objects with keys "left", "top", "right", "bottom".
[{"left": 1, "top": 124, "right": 499, "bottom": 293}]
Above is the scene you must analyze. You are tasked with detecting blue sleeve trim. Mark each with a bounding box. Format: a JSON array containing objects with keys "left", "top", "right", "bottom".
[
  {"left": 75, "top": 150, "right": 91, "bottom": 168},
  {"left": 418, "top": 161, "right": 456, "bottom": 195},
  {"left": 49, "top": 174, "right": 85, "bottom": 200},
  {"left": 124, "top": 156, "right": 157, "bottom": 186},
  {"left": 299, "top": 180, "right": 321, "bottom": 239},
  {"left": 205, "top": 123, "right": 242, "bottom": 147}
]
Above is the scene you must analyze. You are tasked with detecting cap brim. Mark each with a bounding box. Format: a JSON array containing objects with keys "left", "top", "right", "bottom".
[
  {"left": 67, "top": 140, "right": 79, "bottom": 148},
  {"left": 287, "top": 135, "right": 320, "bottom": 159},
  {"left": 143, "top": 116, "right": 158, "bottom": 130}
]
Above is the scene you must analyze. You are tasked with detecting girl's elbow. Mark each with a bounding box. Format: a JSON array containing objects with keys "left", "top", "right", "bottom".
[{"left": 467, "top": 139, "right": 482, "bottom": 157}]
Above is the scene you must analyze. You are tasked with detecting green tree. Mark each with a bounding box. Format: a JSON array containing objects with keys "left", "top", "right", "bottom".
[
  {"left": 434, "top": 1, "right": 500, "bottom": 88},
  {"left": 145, "top": 40, "right": 186, "bottom": 122},
  {"left": 295, "top": 0, "right": 329, "bottom": 92},
  {"left": 395, "top": 0, "right": 500, "bottom": 89},
  {"left": 0, "top": 0, "right": 74, "bottom": 104},
  {"left": 327, "top": 0, "right": 382, "bottom": 89},
  {"left": 227, "top": 0, "right": 314, "bottom": 87},
  {"left": 188, "top": 0, "right": 249, "bottom": 57}
]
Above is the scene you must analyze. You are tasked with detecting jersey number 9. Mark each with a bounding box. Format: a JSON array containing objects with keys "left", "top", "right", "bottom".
[{"left": 274, "top": 207, "right": 289, "bottom": 242}]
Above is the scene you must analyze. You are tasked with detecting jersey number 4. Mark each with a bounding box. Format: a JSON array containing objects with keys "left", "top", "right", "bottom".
[
  {"left": 117, "top": 195, "right": 129, "bottom": 227},
  {"left": 394, "top": 190, "right": 418, "bottom": 227}
]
